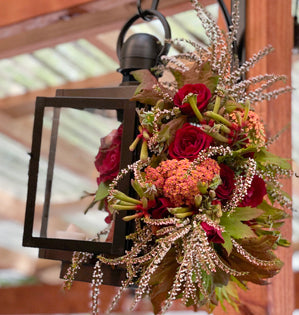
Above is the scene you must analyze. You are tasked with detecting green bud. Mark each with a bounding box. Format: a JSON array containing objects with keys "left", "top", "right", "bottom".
[
  {"left": 131, "top": 179, "right": 144, "bottom": 198},
  {"left": 194, "top": 194, "right": 202, "bottom": 208},
  {"left": 123, "top": 213, "right": 142, "bottom": 221},
  {"left": 140, "top": 140, "right": 148, "bottom": 161},
  {"left": 168, "top": 207, "right": 190, "bottom": 214},
  {"left": 112, "top": 204, "right": 138, "bottom": 211},
  {"left": 209, "top": 190, "right": 216, "bottom": 199},
  {"left": 204, "top": 111, "right": 232, "bottom": 127},
  {"left": 174, "top": 211, "right": 193, "bottom": 219},
  {"left": 198, "top": 181, "right": 208, "bottom": 194},
  {"left": 213, "top": 96, "right": 221, "bottom": 114},
  {"left": 112, "top": 190, "right": 142, "bottom": 205}
]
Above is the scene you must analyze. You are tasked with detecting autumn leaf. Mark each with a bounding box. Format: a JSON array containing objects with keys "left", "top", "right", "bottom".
[
  {"left": 149, "top": 248, "right": 179, "bottom": 314},
  {"left": 218, "top": 235, "right": 284, "bottom": 285},
  {"left": 171, "top": 61, "right": 219, "bottom": 93},
  {"left": 130, "top": 69, "right": 174, "bottom": 106}
]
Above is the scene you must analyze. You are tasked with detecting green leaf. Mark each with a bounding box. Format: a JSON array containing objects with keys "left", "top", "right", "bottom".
[
  {"left": 256, "top": 200, "right": 289, "bottom": 221},
  {"left": 221, "top": 232, "right": 233, "bottom": 255},
  {"left": 94, "top": 182, "right": 109, "bottom": 202},
  {"left": 229, "top": 207, "right": 264, "bottom": 221},
  {"left": 220, "top": 207, "right": 263, "bottom": 239},
  {"left": 255, "top": 147, "right": 291, "bottom": 170}
]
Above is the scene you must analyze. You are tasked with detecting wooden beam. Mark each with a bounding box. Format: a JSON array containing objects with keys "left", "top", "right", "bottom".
[
  {"left": 0, "top": 0, "right": 190, "bottom": 59},
  {"left": 0, "top": 71, "right": 122, "bottom": 117},
  {"left": 0, "top": 0, "right": 96, "bottom": 27},
  {"left": 0, "top": 0, "right": 218, "bottom": 59}
]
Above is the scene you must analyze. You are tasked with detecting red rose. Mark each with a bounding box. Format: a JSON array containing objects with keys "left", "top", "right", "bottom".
[
  {"left": 95, "top": 125, "right": 122, "bottom": 184},
  {"left": 174, "top": 83, "right": 211, "bottom": 116},
  {"left": 168, "top": 123, "right": 213, "bottom": 160},
  {"left": 239, "top": 175, "right": 267, "bottom": 207},
  {"left": 216, "top": 164, "right": 235, "bottom": 201},
  {"left": 201, "top": 222, "right": 224, "bottom": 244}
]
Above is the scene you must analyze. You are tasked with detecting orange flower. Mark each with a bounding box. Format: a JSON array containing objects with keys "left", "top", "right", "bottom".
[{"left": 145, "top": 158, "right": 220, "bottom": 207}]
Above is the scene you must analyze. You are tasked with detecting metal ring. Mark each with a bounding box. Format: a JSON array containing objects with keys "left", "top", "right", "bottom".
[
  {"left": 137, "top": 0, "right": 152, "bottom": 21},
  {"left": 137, "top": 0, "right": 159, "bottom": 22},
  {"left": 116, "top": 9, "right": 171, "bottom": 60}
]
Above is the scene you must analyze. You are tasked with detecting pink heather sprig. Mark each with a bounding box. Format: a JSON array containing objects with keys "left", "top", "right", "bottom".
[
  {"left": 130, "top": 243, "right": 172, "bottom": 311},
  {"left": 90, "top": 261, "right": 103, "bottom": 315},
  {"left": 246, "top": 86, "right": 293, "bottom": 104},
  {"left": 227, "top": 74, "right": 288, "bottom": 100},
  {"left": 63, "top": 251, "right": 93, "bottom": 290},
  {"left": 223, "top": 158, "right": 257, "bottom": 213},
  {"left": 107, "top": 159, "right": 150, "bottom": 199},
  {"left": 191, "top": 145, "right": 233, "bottom": 168},
  {"left": 165, "top": 37, "right": 208, "bottom": 52},
  {"left": 231, "top": 239, "right": 280, "bottom": 267},
  {"left": 225, "top": 45, "right": 274, "bottom": 85},
  {"left": 196, "top": 214, "right": 225, "bottom": 232}
]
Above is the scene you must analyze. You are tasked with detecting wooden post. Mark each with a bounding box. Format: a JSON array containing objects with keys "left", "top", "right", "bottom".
[{"left": 215, "top": 1, "right": 293, "bottom": 314}]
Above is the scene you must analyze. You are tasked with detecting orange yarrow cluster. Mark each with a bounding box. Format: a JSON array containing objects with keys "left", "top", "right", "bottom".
[
  {"left": 230, "top": 110, "right": 266, "bottom": 147},
  {"left": 144, "top": 158, "right": 220, "bottom": 207}
]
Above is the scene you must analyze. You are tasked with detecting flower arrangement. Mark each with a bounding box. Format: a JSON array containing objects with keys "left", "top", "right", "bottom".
[{"left": 64, "top": 1, "right": 292, "bottom": 314}]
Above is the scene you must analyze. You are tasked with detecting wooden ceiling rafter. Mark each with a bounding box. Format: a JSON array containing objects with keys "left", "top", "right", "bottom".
[
  {"left": 0, "top": 0, "right": 198, "bottom": 59},
  {"left": 85, "top": 35, "right": 119, "bottom": 62},
  {"left": 0, "top": 71, "right": 122, "bottom": 117}
]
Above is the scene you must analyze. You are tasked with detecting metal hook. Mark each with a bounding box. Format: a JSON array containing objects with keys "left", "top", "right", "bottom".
[{"left": 137, "top": 0, "right": 159, "bottom": 21}]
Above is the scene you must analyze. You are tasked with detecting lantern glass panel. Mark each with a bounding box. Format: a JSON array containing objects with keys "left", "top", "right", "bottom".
[
  {"left": 33, "top": 106, "right": 121, "bottom": 242},
  {"left": 23, "top": 95, "right": 136, "bottom": 255}
]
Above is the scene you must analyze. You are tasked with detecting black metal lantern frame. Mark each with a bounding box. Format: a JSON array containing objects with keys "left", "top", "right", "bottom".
[{"left": 23, "top": 86, "right": 137, "bottom": 257}]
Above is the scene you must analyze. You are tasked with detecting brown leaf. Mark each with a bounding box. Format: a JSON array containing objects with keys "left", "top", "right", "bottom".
[
  {"left": 171, "top": 61, "right": 219, "bottom": 93},
  {"left": 217, "top": 235, "right": 283, "bottom": 285},
  {"left": 149, "top": 248, "right": 179, "bottom": 314},
  {"left": 130, "top": 69, "right": 174, "bottom": 106}
]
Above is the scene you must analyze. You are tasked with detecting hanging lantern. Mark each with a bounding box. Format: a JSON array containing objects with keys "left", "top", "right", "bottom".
[{"left": 22, "top": 4, "right": 171, "bottom": 285}]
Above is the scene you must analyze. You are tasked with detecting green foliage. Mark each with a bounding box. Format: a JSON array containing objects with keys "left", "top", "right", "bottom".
[
  {"left": 220, "top": 207, "right": 263, "bottom": 240},
  {"left": 255, "top": 147, "right": 291, "bottom": 170},
  {"left": 95, "top": 181, "right": 109, "bottom": 202},
  {"left": 215, "top": 281, "right": 240, "bottom": 312}
]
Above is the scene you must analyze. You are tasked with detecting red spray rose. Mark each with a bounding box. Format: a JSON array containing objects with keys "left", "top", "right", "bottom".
[
  {"left": 239, "top": 175, "right": 267, "bottom": 208},
  {"left": 169, "top": 123, "right": 213, "bottom": 160},
  {"left": 216, "top": 164, "right": 235, "bottom": 201},
  {"left": 200, "top": 222, "right": 224, "bottom": 244},
  {"left": 149, "top": 197, "right": 173, "bottom": 219},
  {"left": 174, "top": 83, "right": 211, "bottom": 116},
  {"left": 95, "top": 125, "right": 122, "bottom": 185}
]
